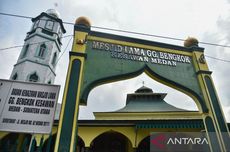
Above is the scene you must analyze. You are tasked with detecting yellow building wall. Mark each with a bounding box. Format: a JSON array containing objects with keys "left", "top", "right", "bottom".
[
  {"left": 78, "top": 126, "right": 136, "bottom": 147},
  {"left": 78, "top": 125, "right": 202, "bottom": 148},
  {"left": 0, "top": 124, "right": 203, "bottom": 149}
]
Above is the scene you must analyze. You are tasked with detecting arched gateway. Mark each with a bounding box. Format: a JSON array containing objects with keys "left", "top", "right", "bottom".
[{"left": 54, "top": 17, "right": 230, "bottom": 152}]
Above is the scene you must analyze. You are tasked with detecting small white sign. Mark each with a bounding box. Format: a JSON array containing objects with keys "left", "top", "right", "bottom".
[{"left": 0, "top": 79, "right": 60, "bottom": 134}]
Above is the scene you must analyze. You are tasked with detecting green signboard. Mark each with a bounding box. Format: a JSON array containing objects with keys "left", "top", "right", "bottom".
[{"left": 80, "top": 39, "right": 206, "bottom": 113}]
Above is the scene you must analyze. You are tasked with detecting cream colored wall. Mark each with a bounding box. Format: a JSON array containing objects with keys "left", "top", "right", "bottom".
[
  {"left": 94, "top": 112, "right": 202, "bottom": 120},
  {"left": 0, "top": 125, "right": 202, "bottom": 148},
  {"left": 78, "top": 126, "right": 136, "bottom": 147},
  {"left": 78, "top": 126, "right": 202, "bottom": 148},
  {"left": 0, "top": 132, "right": 9, "bottom": 139}
]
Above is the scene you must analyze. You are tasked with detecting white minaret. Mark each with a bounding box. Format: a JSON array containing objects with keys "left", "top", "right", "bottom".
[{"left": 10, "top": 9, "right": 66, "bottom": 84}]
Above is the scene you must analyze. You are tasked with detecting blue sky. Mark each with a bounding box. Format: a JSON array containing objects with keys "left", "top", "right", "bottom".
[{"left": 1, "top": 0, "right": 230, "bottom": 122}]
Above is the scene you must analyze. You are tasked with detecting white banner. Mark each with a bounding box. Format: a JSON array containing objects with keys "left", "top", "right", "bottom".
[{"left": 0, "top": 79, "right": 60, "bottom": 134}]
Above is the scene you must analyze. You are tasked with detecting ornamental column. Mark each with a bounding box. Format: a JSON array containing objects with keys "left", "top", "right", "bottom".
[
  {"left": 54, "top": 17, "right": 91, "bottom": 152},
  {"left": 185, "top": 37, "right": 230, "bottom": 152}
]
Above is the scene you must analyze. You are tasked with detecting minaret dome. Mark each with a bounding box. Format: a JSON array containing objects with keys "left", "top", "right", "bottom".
[{"left": 46, "top": 9, "right": 60, "bottom": 18}]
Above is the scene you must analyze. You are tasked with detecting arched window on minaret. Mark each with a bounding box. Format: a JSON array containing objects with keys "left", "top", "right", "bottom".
[
  {"left": 48, "top": 80, "right": 52, "bottom": 84},
  {"left": 12, "top": 73, "right": 18, "bottom": 80},
  {"left": 33, "top": 20, "right": 40, "bottom": 30},
  {"left": 45, "top": 20, "right": 54, "bottom": 30},
  {"left": 28, "top": 72, "right": 39, "bottom": 82},
  {"left": 38, "top": 44, "right": 46, "bottom": 58},
  {"left": 51, "top": 52, "right": 57, "bottom": 66},
  {"left": 21, "top": 44, "right": 29, "bottom": 59}
]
